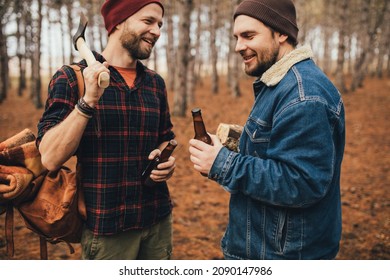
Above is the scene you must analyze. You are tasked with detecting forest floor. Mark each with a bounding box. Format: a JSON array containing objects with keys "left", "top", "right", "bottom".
[{"left": 0, "top": 75, "right": 389, "bottom": 260}]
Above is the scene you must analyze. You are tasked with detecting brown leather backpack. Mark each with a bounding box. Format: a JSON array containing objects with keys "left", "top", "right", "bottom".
[
  {"left": 0, "top": 64, "right": 86, "bottom": 259},
  {"left": 17, "top": 165, "right": 86, "bottom": 258}
]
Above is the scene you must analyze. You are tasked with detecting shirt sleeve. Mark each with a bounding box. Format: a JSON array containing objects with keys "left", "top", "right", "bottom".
[
  {"left": 36, "top": 66, "right": 80, "bottom": 147},
  {"left": 156, "top": 75, "right": 175, "bottom": 143}
]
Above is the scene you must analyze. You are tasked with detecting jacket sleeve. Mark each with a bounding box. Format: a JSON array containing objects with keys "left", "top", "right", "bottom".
[{"left": 209, "top": 100, "right": 337, "bottom": 208}]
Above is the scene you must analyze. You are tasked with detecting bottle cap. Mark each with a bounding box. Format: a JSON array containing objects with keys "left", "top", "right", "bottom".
[
  {"left": 191, "top": 108, "right": 201, "bottom": 114},
  {"left": 169, "top": 139, "right": 178, "bottom": 146}
]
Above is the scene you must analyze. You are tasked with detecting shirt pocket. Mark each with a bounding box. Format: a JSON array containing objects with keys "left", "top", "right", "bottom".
[
  {"left": 138, "top": 91, "right": 161, "bottom": 134},
  {"left": 244, "top": 117, "right": 272, "bottom": 158}
]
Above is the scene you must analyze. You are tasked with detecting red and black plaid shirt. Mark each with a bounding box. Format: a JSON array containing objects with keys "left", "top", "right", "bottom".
[{"left": 37, "top": 52, "right": 175, "bottom": 235}]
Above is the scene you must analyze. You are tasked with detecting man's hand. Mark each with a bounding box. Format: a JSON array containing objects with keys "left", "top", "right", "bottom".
[
  {"left": 148, "top": 149, "right": 176, "bottom": 182},
  {"left": 189, "top": 134, "right": 223, "bottom": 176},
  {"left": 82, "top": 61, "right": 110, "bottom": 107}
]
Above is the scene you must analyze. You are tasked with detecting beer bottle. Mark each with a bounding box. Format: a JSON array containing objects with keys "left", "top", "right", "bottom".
[
  {"left": 142, "top": 139, "right": 178, "bottom": 187},
  {"left": 191, "top": 108, "right": 212, "bottom": 144},
  {"left": 191, "top": 108, "right": 212, "bottom": 177}
]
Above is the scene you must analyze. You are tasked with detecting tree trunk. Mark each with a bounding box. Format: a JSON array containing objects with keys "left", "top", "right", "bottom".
[
  {"left": 294, "top": 0, "right": 309, "bottom": 45},
  {"left": 375, "top": 2, "right": 390, "bottom": 78},
  {"left": 347, "top": 35, "right": 353, "bottom": 75},
  {"left": 228, "top": 0, "right": 241, "bottom": 98},
  {"left": 0, "top": 0, "right": 14, "bottom": 102},
  {"left": 387, "top": 43, "right": 390, "bottom": 78},
  {"left": 24, "top": 2, "right": 33, "bottom": 92},
  {"left": 66, "top": 0, "right": 74, "bottom": 63},
  {"left": 187, "top": 53, "right": 196, "bottom": 105},
  {"left": 351, "top": 0, "right": 388, "bottom": 91},
  {"left": 153, "top": 47, "right": 158, "bottom": 72},
  {"left": 173, "top": 0, "right": 192, "bottom": 117},
  {"left": 14, "top": 0, "right": 25, "bottom": 97},
  {"left": 165, "top": 1, "right": 176, "bottom": 91},
  {"left": 30, "top": 0, "right": 43, "bottom": 109},
  {"left": 322, "top": 20, "right": 332, "bottom": 73},
  {"left": 334, "top": 0, "right": 348, "bottom": 94},
  {"left": 99, "top": 23, "right": 106, "bottom": 52},
  {"left": 193, "top": 2, "right": 203, "bottom": 88},
  {"left": 60, "top": 8, "right": 66, "bottom": 65},
  {"left": 209, "top": 0, "right": 219, "bottom": 94},
  {"left": 47, "top": 16, "right": 54, "bottom": 76},
  {"left": 0, "top": 26, "right": 8, "bottom": 103}
]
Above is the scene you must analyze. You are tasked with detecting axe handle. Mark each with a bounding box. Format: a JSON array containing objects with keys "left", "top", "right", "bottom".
[{"left": 76, "top": 38, "right": 110, "bottom": 89}]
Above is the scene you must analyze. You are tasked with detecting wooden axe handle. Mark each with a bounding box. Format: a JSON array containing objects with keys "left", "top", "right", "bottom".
[{"left": 76, "top": 38, "right": 110, "bottom": 89}]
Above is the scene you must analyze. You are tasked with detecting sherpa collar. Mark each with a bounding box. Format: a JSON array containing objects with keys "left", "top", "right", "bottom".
[{"left": 260, "top": 45, "right": 313, "bottom": 87}]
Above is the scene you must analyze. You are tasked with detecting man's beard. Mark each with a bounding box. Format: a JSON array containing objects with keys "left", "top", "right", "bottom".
[
  {"left": 120, "top": 28, "right": 155, "bottom": 60},
  {"left": 244, "top": 43, "right": 279, "bottom": 77}
]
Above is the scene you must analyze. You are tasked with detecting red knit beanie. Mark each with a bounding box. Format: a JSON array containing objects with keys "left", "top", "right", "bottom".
[
  {"left": 101, "top": 0, "right": 164, "bottom": 35},
  {"left": 234, "top": 0, "right": 298, "bottom": 43}
]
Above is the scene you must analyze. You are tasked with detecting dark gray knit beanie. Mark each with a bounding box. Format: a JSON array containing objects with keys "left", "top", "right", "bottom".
[{"left": 234, "top": 0, "right": 299, "bottom": 43}]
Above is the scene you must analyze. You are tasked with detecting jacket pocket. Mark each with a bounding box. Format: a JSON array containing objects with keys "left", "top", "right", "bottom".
[
  {"left": 244, "top": 117, "right": 272, "bottom": 158},
  {"left": 275, "top": 210, "right": 288, "bottom": 253}
]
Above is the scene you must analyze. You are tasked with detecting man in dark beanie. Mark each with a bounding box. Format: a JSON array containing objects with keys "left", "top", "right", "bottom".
[
  {"left": 37, "top": 0, "right": 176, "bottom": 259},
  {"left": 189, "top": 0, "right": 345, "bottom": 259}
]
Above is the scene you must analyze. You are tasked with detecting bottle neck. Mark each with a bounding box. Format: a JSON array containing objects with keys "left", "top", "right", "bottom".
[
  {"left": 159, "top": 140, "right": 177, "bottom": 162},
  {"left": 194, "top": 119, "right": 207, "bottom": 136},
  {"left": 160, "top": 145, "right": 174, "bottom": 162}
]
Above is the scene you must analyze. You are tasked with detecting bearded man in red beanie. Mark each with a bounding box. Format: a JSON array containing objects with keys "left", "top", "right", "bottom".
[
  {"left": 189, "top": 0, "right": 345, "bottom": 259},
  {"left": 37, "top": 0, "right": 176, "bottom": 260}
]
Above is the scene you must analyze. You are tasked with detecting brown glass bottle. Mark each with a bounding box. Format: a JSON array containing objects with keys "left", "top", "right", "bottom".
[
  {"left": 141, "top": 139, "right": 178, "bottom": 187},
  {"left": 191, "top": 108, "right": 212, "bottom": 177},
  {"left": 191, "top": 108, "right": 212, "bottom": 144}
]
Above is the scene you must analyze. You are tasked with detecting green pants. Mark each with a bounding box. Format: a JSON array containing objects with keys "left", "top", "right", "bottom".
[{"left": 80, "top": 214, "right": 172, "bottom": 260}]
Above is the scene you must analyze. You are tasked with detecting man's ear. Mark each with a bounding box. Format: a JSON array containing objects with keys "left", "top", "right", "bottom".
[
  {"left": 115, "top": 21, "right": 125, "bottom": 32},
  {"left": 278, "top": 34, "right": 289, "bottom": 44}
]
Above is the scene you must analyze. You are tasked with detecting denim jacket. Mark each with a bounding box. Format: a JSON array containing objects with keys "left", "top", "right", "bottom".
[{"left": 209, "top": 46, "right": 345, "bottom": 259}]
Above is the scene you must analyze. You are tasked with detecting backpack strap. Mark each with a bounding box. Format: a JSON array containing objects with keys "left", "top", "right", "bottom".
[
  {"left": 39, "top": 236, "right": 48, "bottom": 260},
  {"left": 68, "top": 64, "right": 85, "bottom": 99},
  {"left": 5, "top": 203, "right": 14, "bottom": 258}
]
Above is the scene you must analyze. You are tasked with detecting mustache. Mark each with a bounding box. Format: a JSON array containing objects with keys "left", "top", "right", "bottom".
[
  {"left": 239, "top": 51, "right": 256, "bottom": 59},
  {"left": 142, "top": 35, "right": 159, "bottom": 46}
]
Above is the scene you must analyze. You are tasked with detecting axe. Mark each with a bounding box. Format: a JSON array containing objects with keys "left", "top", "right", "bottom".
[{"left": 73, "top": 12, "right": 110, "bottom": 89}]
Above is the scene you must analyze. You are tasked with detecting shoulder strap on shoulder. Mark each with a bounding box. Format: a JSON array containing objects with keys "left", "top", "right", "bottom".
[{"left": 68, "top": 64, "right": 85, "bottom": 99}]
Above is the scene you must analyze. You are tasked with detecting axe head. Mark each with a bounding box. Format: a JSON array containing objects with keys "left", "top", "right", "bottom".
[{"left": 73, "top": 12, "right": 88, "bottom": 51}]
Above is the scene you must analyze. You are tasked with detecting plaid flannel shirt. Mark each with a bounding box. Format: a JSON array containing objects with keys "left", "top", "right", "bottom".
[{"left": 37, "top": 52, "right": 175, "bottom": 235}]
